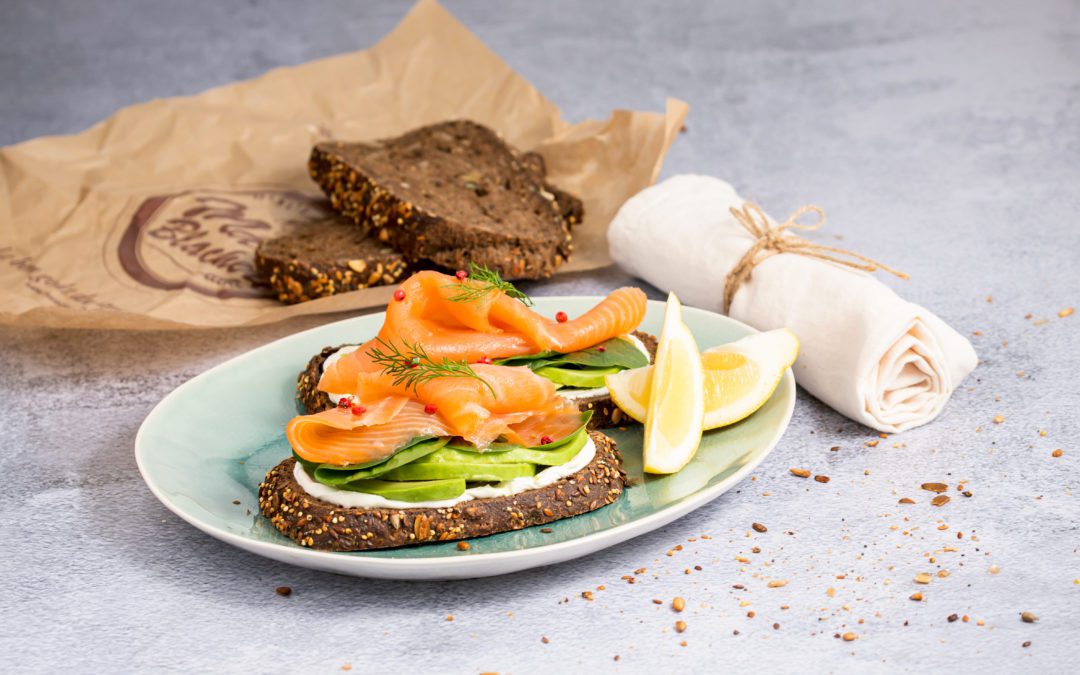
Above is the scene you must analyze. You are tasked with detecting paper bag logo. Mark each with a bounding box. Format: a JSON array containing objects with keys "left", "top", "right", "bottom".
[{"left": 119, "top": 189, "right": 330, "bottom": 299}]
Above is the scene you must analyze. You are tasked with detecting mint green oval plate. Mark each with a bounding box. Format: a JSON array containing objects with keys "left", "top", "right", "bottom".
[{"left": 136, "top": 298, "right": 794, "bottom": 580}]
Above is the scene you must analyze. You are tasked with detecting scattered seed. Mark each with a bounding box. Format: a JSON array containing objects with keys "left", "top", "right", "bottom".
[
  {"left": 752, "top": 522, "right": 768, "bottom": 533},
  {"left": 768, "top": 580, "right": 789, "bottom": 588},
  {"left": 948, "top": 613, "right": 959, "bottom": 622},
  {"left": 1052, "top": 449, "right": 1063, "bottom": 458},
  {"left": 910, "top": 592, "right": 923, "bottom": 601},
  {"left": 814, "top": 475, "right": 831, "bottom": 483},
  {"left": 1059, "top": 307, "right": 1074, "bottom": 318},
  {"left": 931, "top": 495, "right": 951, "bottom": 507},
  {"left": 830, "top": 446, "right": 841, "bottom": 452},
  {"left": 675, "top": 620, "right": 687, "bottom": 633},
  {"left": 921, "top": 482, "right": 948, "bottom": 493},
  {"left": 275, "top": 586, "right": 292, "bottom": 597},
  {"left": 790, "top": 468, "right": 811, "bottom": 478},
  {"left": 866, "top": 439, "right": 879, "bottom": 447},
  {"left": 672, "top": 597, "right": 686, "bottom": 612},
  {"left": 826, "top": 587, "right": 836, "bottom": 598},
  {"left": 541, "top": 636, "right": 550, "bottom": 644},
  {"left": 962, "top": 491, "right": 974, "bottom": 498},
  {"left": 457, "top": 541, "right": 470, "bottom": 551},
  {"left": 446, "top": 615, "right": 454, "bottom": 621},
  {"left": 899, "top": 497, "right": 915, "bottom": 504},
  {"left": 652, "top": 599, "right": 663, "bottom": 605},
  {"left": 581, "top": 591, "right": 594, "bottom": 601},
  {"left": 842, "top": 632, "right": 857, "bottom": 642},
  {"left": 1022, "top": 641, "right": 1032, "bottom": 648},
  {"left": 231, "top": 499, "right": 241, "bottom": 505},
  {"left": 341, "top": 664, "right": 352, "bottom": 672},
  {"left": 540, "top": 527, "right": 553, "bottom": 533},
  {"left": 989, "top": 565, "right": 1001, "bottom": 575},
  {"left": 1021, "top": 611, "right": 1038, "bottom": 623},
  {"left": 993, "top": 415, "right": 1005, "bottom": 424},
  {"left": 915, "top": 572, "right": 932, "bottom": 584}
]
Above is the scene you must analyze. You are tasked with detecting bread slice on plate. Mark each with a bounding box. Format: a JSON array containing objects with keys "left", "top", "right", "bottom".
[
  {"left": 254, "top": 216, "right": 409, "bottom": 304},
  {"left": 308, "top": 120, "right": 576, "bottom": 280},
  {"left": 295, "top": 331, "right": 659, "bottom": 429},
  {"left": 259, "top": 431, "right": 625, "bottom": 552}
]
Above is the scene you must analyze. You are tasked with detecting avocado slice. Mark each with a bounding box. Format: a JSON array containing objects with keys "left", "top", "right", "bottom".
[
  {"left": 311, "top": 437, "right": 450, "bottom": 485},
  {"left": 333, "top": 477, "right": 466, "bottom": 501},
  {"left": 441, "top": 428, "right": 589, "bottom": 466},
  {"left": 381, "top": 461, "right": 536, "bottom": 482},
  {"left": 533, "top": 365, "right": 623, "bottom": 389}
]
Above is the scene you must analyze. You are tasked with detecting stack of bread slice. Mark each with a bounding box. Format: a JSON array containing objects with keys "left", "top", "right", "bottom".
[{"left": 256, "top": 120, "right": 583, "bottom": 304}]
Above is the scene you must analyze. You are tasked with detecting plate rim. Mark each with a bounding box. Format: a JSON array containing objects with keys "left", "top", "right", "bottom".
[{"left": 135, "top": 297, "right": 795, "bottom": 576}]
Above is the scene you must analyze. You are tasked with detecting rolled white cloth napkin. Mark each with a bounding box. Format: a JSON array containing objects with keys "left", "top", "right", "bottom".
[{"left": 608, "top": 174, "right": 977, "bottom": 433}]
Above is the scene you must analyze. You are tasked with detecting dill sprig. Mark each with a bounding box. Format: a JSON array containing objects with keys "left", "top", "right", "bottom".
[
  {"left": 443, "top": 263, "right": 533, "bottom": 306},
  {"left": 366, "top": 337, "right": 495, "bottom": 396}
]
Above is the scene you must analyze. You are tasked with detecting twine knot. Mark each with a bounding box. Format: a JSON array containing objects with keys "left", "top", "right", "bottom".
[{"left": 722, "top": 202, "right": 909, "bottom": 314}]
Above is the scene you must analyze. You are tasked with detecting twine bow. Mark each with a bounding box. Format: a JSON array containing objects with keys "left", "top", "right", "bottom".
[{"left": 722, "top": 202, "right": 909, "bottom": 314}]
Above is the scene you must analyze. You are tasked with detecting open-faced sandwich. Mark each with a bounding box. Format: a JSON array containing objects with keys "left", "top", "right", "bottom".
[
  {"left": 260, "top": 268, "right": 650, "bottom": 551},
  {"left": 296, "top": 265, "right": 657, "bottom": 429}
]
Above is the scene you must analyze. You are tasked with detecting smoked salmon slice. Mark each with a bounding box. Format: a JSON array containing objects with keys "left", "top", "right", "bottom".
[
  {"left": 318, "top": 271, "right": 647, "bottom": 395},
  {"left": 290, "top": 363, "right": 584, "bottom": 465},
  {"left": 351, "top": 362, "right": 578, "bottom": 449},
  {"left": 287, "top": 400, "right": 453, "bottom": 466},
  {"left": 487, "top": 286, "right": 647, "bottom": 353}
]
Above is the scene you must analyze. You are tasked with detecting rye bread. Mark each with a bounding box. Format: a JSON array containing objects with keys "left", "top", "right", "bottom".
[
  {"left": 295, "top": 331, "right": 659, "bottom": 429},
  {"left": 255, "top": 216, "right": 409, "bottom": 304},
  {"left": 308, "top": 120, "right": 575, "bottom": 279},
  {"left": 258, "top": 430, "right": 626, "bottom": 551}
]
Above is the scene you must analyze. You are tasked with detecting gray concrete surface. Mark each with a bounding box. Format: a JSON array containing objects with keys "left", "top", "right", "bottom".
[{"left": 2, "top": 0, "right": 1078, "bottom": 672}]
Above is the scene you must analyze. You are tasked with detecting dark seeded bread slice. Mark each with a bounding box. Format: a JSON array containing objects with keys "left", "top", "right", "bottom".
[
  {"left": 296, "top": 332, "right": 660, "bottom": 430},
  {"left": 255, "top": 217, "right": 409, "bottom": 304},
  {"left": 258, "top": 431, "right": 626, "bottom": 551},
  {"left": 308, "top": 120, "right": 574, "bottom": 280}
]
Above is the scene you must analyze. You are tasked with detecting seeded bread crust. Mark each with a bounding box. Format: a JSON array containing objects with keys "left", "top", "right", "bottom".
[
  {"left": 258, "top": 431, "right": 626, "bottom": 551},
  {"left": 295, "top": 332, "right": 660, "bottom": 429},
  {"left": 308, "top": 120, "right": 575, "bottom": 280},
  {"left": 255, "top": 217, "right": 409, "bottom": 304}
]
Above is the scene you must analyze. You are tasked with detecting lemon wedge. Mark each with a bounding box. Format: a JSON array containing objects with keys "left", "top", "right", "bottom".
[
  {"left": 639, "top": 293, "right": 704, "bottom": 475},
  {"left": 699, "top": 329, "right": 798, "bottom": 429},
  {"left": 607, "top": 328, "right": 799, "bottom": 433}
]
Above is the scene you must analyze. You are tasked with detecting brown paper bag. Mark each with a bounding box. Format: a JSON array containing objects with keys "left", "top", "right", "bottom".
[{"left": 0, "top": 0, "right": 687, "bottom": 330}]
